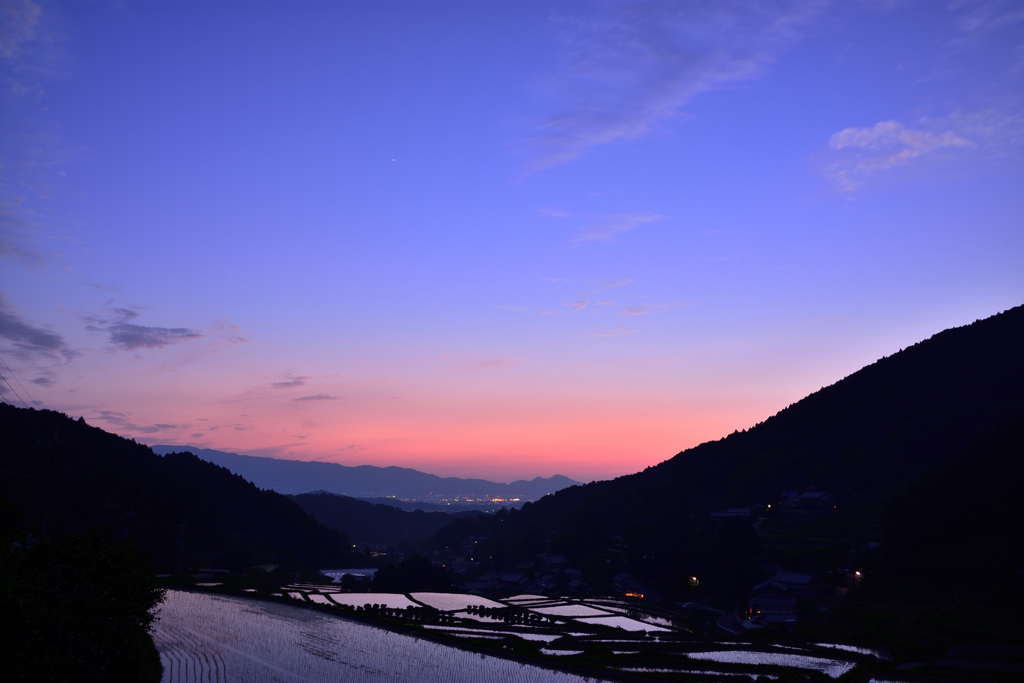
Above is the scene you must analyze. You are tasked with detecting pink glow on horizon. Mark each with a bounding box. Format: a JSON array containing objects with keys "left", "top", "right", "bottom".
[
  {"left": 126, "top": 389, "right": 774, "bottom": 482},
  {"left": 2, "top": 2, "right": 1021, "bottom": 484}
]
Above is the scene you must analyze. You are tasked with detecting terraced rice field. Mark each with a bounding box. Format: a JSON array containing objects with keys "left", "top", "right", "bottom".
[
  {"left": 153, "top": 590, "right": 615, "bottom": 682},
  {"left": 322, "top": 592, "right": 419, "bottom": 609},
  {"left": 409, "top": 592, "right": 505, "bottom": 611},
  {"left": 155, "top": 586, "right": 879, "bottom": 681}
]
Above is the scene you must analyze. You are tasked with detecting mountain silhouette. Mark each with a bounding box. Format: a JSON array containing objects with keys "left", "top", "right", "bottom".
[
  {"left": 643, "top": 302, "right": 1024, "bottom": 506},
  {"left": 0, "top": 407, "right": 351, "bottom": 574},
  {"left": 431, "top": 304, "right": 1024, "bottom": 605},
  {"left": 147, "top": 446, "right": 580, "bottom": 500}
]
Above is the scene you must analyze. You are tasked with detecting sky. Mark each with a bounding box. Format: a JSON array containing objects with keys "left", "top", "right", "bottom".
[{"left": 2, "top": 0, "right": 1022, "bottom": 483}]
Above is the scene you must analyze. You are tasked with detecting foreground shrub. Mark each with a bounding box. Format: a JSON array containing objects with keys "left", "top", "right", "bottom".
[{"left": 0, "top": 529, "right": 165, "bottom": 682}]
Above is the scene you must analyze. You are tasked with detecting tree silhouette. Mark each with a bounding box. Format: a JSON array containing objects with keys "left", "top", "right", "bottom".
[{"left": 0, "top": 529, "right": 165, "bottom": 682}]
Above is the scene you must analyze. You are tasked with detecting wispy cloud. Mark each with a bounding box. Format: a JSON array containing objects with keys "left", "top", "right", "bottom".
[
  {"left": 273, "top": 375, "right": 310, "bottom": 389},
  {"left": 209, "top": 320, "right": 250, "bottom": 346},
  {"left": 471, "top": 355, "right": 526, "bottom": 370},
  {"left": 537, "top": 273, "right": 643, "bottom": 318},
  {"left": 540, "top": 299, "right": 590, "bottom": 317},
  {"left": 291, "top": 394, "right": 337, "bottom": 402},
  {"left": 518, "top": 0, "right": 824, "bottom": 173},
  {"left": 805, "top": 315, "right": 848, "bottom": 324},
  {"left": 819, "top": 1, "right": 1024, "bottom": 189},
  {"left": 0, "top": 197, "right": 45, "bottom": 265},
  {"left": 0, "top": 296, "right": 62, "bottom": 351},
  {"left": 435, "top": 353, "right": 527, "bottom": 370},
  {"left": 0, "top": 0, "right": 40, "bottom": 58},
  {"left": 946, "top": 0, "right": 1024, "bottom": 50},
  {"left": 622, "top": 305, "right": 655, "bottom": 317},
  {"left": 108, "top": 323, "right": 203, "bottom": 350},
  {"left": 575, "top": 212, "right": 665, "bottom": 243},
  {"left": 92, "top": 409, "right": 184, "bottom": 435},
  {"left": 589, "top": 325, "right": 636, "bottom": 338},
  {"left": 622, "top": 301, "right": 693, "bottom": 317},
  {"left": 0, "top": 291, "right": 74, "bottom": 362},
  {"left": 84, "top": 280, "right": 122, "bottom": 293},
  {"left": 824, "top": 119, "right": 973, "bottom": 190},
  {"left": 542, "top": 208, "right": 665, "bottom": 243},
  {"left": 84, "top": 305, "right": 203, "bottom": 351}
]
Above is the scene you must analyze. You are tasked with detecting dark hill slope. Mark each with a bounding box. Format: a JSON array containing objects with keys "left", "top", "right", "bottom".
[
  {"left": 0, "top": 405, "right": 349, "bottom": 573},
  {"left": 646, "top": 302, "right": 1024, "bottom": 506},
  {"left": 442, "top": 304, "right": 1024, "bottom": 596},
  {"left": 289, "top": 492, "right": 482, "bottom": 545}
]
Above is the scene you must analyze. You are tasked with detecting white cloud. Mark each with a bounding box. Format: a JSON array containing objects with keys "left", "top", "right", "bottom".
[
  {"left": 824, "top": 120, "right": 973, "bottom": 190},
  {"left": 829, "top": 120, "right": 971, "bottom": 155}
]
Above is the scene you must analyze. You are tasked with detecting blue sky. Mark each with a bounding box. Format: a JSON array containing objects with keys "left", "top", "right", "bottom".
[{"left": 2, "top": 0, "right": 1022, "bottom": 482}]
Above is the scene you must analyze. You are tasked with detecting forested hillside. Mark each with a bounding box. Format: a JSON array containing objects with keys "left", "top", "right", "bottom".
[
  {"left": 0, "top": 405, "right": 352, "bottom": 574},
  {"left": 430, "top": 305, "right": 1024, "bottom": 616}
]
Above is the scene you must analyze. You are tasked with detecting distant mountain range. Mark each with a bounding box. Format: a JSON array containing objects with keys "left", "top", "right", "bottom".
[{"left": 147, "top": 446, "right": 581, "bottom": 501}]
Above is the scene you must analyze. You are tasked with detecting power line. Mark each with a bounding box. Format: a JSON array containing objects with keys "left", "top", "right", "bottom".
[
  {"left": 0, "top": 369, "right": 28, "bottom": 408},
  {"left": 0, "top": 352, "right": 35, "bottom": 409},
  {"left": 6, "top": 358, "right": 37, "bottom": 405}
]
